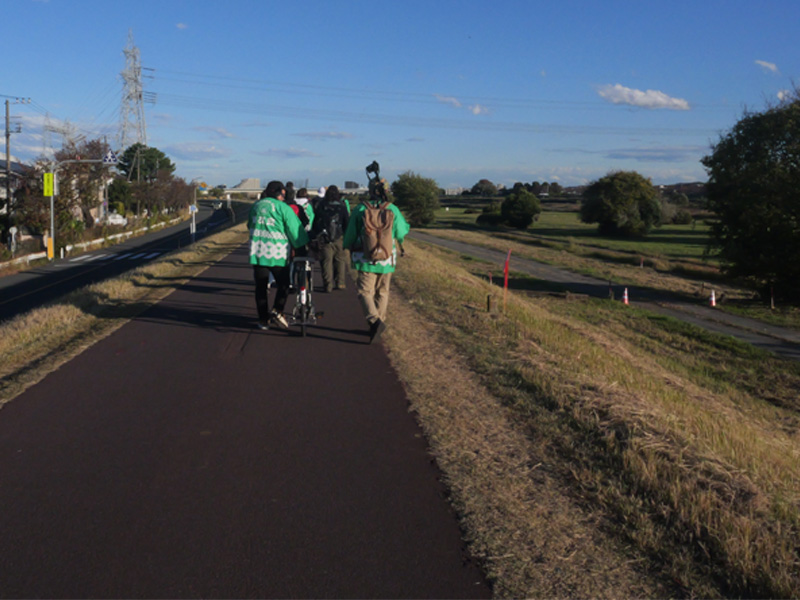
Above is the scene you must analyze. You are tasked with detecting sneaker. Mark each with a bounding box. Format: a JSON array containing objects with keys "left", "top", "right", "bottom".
[
  {"left": 257, "top": 321, "right": 269, "bottom": 331},
  {"left": 369, "top": 319, "right": 386, "bottom": 344},
  {"left": 270, "top": 311, "right": 289, "bottom": 330}
]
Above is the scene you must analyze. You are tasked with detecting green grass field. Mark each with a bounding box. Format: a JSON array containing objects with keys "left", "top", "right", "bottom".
[{"left": 435, "top": 204, "right": 715, "bottom": 264}]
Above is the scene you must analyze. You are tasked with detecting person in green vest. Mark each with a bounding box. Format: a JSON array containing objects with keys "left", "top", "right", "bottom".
[
  {"left": 248, "top": 180, "right": 309, "bottom": 330},
  {"left": 342, "top": 177, "right": 410, "bottom": 344}
]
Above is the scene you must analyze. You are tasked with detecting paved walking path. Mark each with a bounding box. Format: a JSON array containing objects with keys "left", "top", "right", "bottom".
[{"left": 0, "top": 244, "right": 490, "bottom": 599}]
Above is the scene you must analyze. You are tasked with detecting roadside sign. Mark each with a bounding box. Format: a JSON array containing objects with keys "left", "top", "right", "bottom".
[
  {"left": 43, "top": 173, "right": 54, "bottom": 196},
  {"left": 102, "top": 150, "right": 118, "bottom": 165}
]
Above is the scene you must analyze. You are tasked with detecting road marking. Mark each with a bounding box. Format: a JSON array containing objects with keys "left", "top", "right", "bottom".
[
  {"left": 114, "top": 253, "right": 134, "bottom": 260},
  {"left": 143, "top": 252, "right": 162, "bottom": 260}
]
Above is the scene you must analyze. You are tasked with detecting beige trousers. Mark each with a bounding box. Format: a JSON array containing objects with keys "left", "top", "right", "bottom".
[{"left": 356, "top": 271, "right": 392, "bottom": 325}]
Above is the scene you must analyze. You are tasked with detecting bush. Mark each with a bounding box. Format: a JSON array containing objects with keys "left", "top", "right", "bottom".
[
  {"left": 391, "top": 171, "right": 440, "bottom": 227},
  {"left": 673, "top": 209, "right": 693, "bottom": 225},
  {"left": 501, "top": 190, "right": 541, "bottom": 229},
  {"left": 581, "top": 171, "right": 661, "bottom": 237}
]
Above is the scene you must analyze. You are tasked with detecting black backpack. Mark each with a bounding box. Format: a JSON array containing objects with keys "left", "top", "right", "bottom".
[{"left": 312, "top": 199, "right": 345, "bottom": 245}]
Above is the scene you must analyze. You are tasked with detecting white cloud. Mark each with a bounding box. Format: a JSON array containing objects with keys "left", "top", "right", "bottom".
[
  {"left": 294, "top": 131, "right": 353, "bottom": 141},
  {"left": 242, "top": 120, "right": 272, "bottom": 128},
  {"left": 177, "top": 23, "right": 189, "bottom": 30},
  {"left": 435, "top": 94, "right": 462, "bottom": 109},
  {"left": 468, "top": 104, "right": 490, "bottom": 115},
  {"left": 255, "top": 148, "right": 320, "bottom": 159},
  {"left": 603, "top": 145, "right": 705, "bottom": 162},
  {"left": 194, "top": 126, "right": 235, "bottom": 139},
  {"left": 597, "top": 84, "right": 690, "bottom": 110},
  {"left": 755, "top": 60, "right": 779, "bottom": 74},
  {"left": 435, "top": 94, "right": 490, "bottom": 116}
]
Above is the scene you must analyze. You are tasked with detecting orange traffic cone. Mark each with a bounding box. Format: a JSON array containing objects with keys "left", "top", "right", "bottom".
[
  {"left": 710, "top": 290, "right": 716, "bottom": 307},
  {"left": 623, "top": 287, "right": 629, "bottom": 305}
]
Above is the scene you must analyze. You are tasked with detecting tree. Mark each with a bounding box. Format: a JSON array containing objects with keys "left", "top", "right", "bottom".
[
  {"left": 14, "top": 163, "right": 49, "bottom": 235},
  {"left": 117, "top": 143, "right": 176, "bottom": 182},
  {"left": 580, "top": 171, "right": 661, "bottom": 237},
  {"left": 470, "top": 179, "right": 498, "bottom": 197},
  {"left": 501, "top": 189, "right": 541, "bottom": 229},
  {"left": 108, "top": 178, "right": 132, "bottom": 214},
  {"left": 54, "top": 137, "right": 114, "bottom": 229},
  {"left": 390, "top": 171, "right": 440, "bottom": 227},
  {"left": 701, "top": 93, "right": 800, "bottom": 300}
]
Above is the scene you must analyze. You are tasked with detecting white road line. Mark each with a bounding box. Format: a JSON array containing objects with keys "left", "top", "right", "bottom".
[{"left": 114, "top": 253, "right": 134, "bottom": 260}]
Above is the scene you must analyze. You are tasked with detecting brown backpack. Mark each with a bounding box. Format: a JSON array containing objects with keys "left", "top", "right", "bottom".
[{"left": 361, "top": 200, "right": 394, "bottom": 263}]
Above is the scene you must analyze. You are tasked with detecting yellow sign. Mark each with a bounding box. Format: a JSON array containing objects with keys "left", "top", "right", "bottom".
[
  {"left": 43, "top": 173, "right": 54, "bottom": 196},
  {"left": 47, "top": 236, "right": 54, "bottom": 260}
]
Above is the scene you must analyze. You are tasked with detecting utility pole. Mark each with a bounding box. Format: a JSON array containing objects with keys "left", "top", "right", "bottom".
[
  {"left": 3, "top": 96, "right": 30, "bottom": 230},
  {"left": 5, "top": 100, "right": 10, "bottom": 216}
]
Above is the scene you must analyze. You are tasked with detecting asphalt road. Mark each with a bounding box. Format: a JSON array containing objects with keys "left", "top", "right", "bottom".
[
  {"left": 409, "top": 230, "right": 800, "bottom": 361},
  {"left": 0, "top": 199, "right": 250, "bottom": 325},
  {"left": 0, "top": 244, "right": 490, "bottom": 599}
]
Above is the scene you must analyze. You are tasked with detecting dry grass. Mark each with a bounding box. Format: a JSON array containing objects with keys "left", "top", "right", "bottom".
[
  {"left": 384, "top": 295, "right": 676, "bottom": 598},
  {"left": 0, "top": 224, "right": 250, "bottom": 407},
  {"left": 384, "top": 239, "right": 800, "bottom": 598}
]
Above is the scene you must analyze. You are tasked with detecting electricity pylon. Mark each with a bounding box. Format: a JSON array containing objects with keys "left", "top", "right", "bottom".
[{"left": 118, "top": 29, "right": 147, "bottom": 152}]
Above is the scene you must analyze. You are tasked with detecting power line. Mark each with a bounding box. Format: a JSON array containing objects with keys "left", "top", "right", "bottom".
[
  {"left": 149, "top": 68, "right": 733, "bottom": 113},
  {"left": 153, "top": 91, "right": 720, "bottom": 138}
]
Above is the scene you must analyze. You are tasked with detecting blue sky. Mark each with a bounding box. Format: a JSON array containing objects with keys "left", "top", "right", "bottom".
[{"left": 3, "top": 0, "right": 798, "bottom": 190}]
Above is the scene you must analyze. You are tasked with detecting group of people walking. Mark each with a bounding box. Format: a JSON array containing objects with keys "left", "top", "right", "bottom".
[{"left": 247, "top": 176, "right": 409, "bottom": 343}]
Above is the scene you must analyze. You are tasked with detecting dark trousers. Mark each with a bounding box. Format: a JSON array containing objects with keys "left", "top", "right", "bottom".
[
  {"left": 253, "top": 265, "right": 290, "bottom": 321},
  {"left": 319, "top": 237, "right": 349, "bottom": 291}
]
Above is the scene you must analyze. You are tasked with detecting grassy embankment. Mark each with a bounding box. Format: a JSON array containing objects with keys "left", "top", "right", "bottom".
[{"left": 385, "top": 236, "right": 800, "bottom": 598}]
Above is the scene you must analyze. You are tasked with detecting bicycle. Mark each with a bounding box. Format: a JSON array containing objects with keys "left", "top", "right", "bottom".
[{"left": 289, "top": 256, "right": 319, "bottom": 336}]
